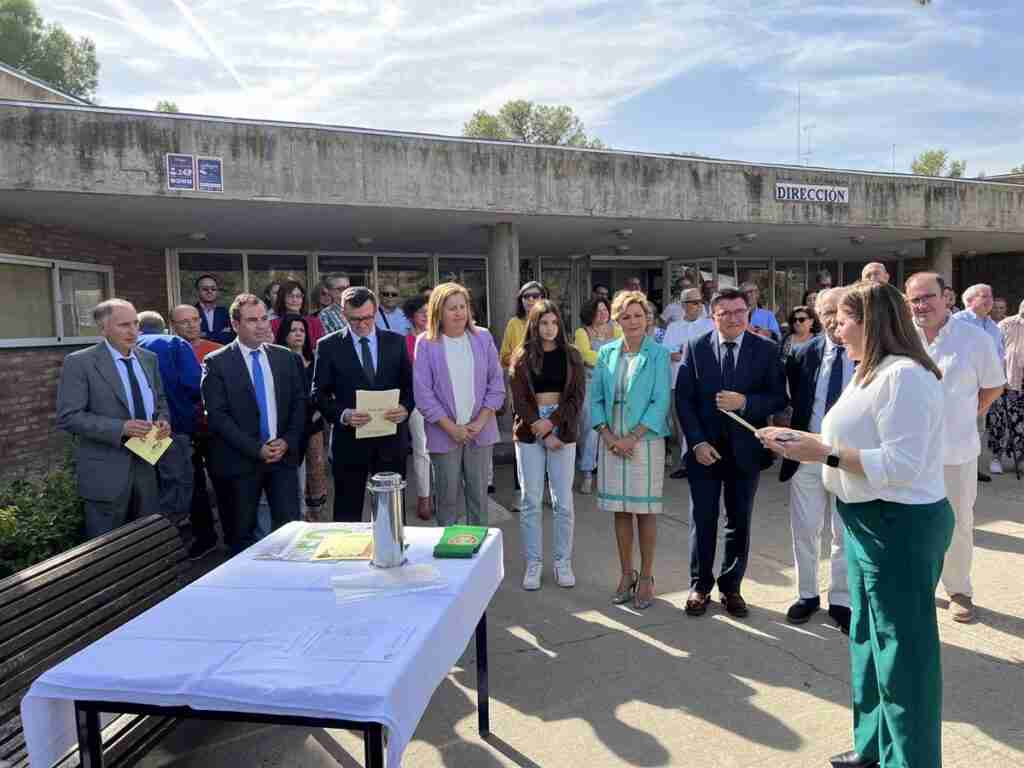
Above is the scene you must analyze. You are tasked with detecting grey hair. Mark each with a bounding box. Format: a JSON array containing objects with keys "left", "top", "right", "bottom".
[
  {"left": 962, "top": 283, "right": 991, "bottom": 305},
  {"left": 815, "top": 287, "right": 844, "bottom": 312},
  {"left": 137, "top": 311, "right": 166, "bottom": 333},
  {"left": 92, "top": 298, "right": 135, "bottom": 327},
  {"left": 342, "top": 285, "right": 377, "bottom": 310},
  {"left": 322, "top": 273, "right": 350, "bottom": 289}
]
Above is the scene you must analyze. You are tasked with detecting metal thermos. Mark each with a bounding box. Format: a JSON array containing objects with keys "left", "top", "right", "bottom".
[{"left": 367, "top": 471, "right": 407, "bottom": 568}]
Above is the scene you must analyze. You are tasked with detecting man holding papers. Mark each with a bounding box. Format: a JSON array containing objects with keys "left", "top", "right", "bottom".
[
  {"left": 313, "top": 286, "right": 414, "bottom": 522},
  {"left": 56, "top": 299, "right": 170, "bottom": 538},
  {"left": 675, "top": 288, "right": 786, "bottom": 618}
]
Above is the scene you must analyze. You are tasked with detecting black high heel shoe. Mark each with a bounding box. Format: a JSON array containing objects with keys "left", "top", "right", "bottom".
[{"left": 612, "top": 570, "right": 638, "bottom": 605}]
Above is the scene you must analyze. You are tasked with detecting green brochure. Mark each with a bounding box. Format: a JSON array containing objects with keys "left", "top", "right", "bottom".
[{"left": 433, "top": 526, "right": 489, "bottom": 558}]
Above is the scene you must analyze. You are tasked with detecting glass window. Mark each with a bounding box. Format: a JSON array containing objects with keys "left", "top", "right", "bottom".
[
  {"left": 439, "top": 258, "right": 488, "bottom": 327},
  {"left": 60, "top": 269, "right": 106, "bottom": 338},
  {"left": 247, "top": 253, "right": 308, "bottom": 311},
  {"left": 377, "top": 256, "right": 430, "bottom": 306},
  {"left": 0, "top": 261, "right": 57, "bottom": 339},
  {"left": 179, "top": 252, "right": 243, "bottom": 308},
  {"left": 810, "top": 260, "right": 838, "bottom": 291},
  {"left": 318, "top": 254, "right": 372, "bottom": 290},
  {"left": 540, "top": 262, "right": 572, "bottom": 328},
  {"left": 775, "top": 261, "right": 808, "bottom": 327}
]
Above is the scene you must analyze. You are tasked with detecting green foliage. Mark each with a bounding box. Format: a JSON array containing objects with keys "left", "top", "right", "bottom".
[
  {"left": 155, "top": 100, "right": 179, "bottom": 113},
  {"left": 0, "top": 454, "right": 85, "bottom": 579},
  {"left": 0, "top": 0, "right": 99, "bottom": 100},
  {"left": 910, "top": 148, "right": 966, "bottom": 178},
  {"left": 463, "top": 100, "right": 605, "bottom": 149}
]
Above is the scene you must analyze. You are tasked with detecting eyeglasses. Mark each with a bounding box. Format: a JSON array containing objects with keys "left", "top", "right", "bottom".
[
  {"left": 381, "top": 291, "right": 399, "bottom": 298},
  {"left": 683, "top": 300, "right": 703, "bottom": 305},
  {"left": 908, "top": 293, "right": 938, "bottom": 306},
  {"left": 714, "top": 309, "right": 748, "bottom": 319},
  {"left": 522, "top": 293, "right": 542, "bottom": 301},
  {"left": 793, "top": 316, "right": 811, "bottom": 323},
  {"left": 347, "top": 313, "right": 375, "bottom": 324}
]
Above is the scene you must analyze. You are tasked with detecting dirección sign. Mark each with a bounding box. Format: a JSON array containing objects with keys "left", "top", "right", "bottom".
[{"left": 775, "top": 182, "right": 849, "bottom": 204}]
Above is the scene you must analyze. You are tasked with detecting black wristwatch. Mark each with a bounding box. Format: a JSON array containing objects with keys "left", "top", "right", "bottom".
[{"left": 825, "top": 448, "right": 841, "bottom": 468}]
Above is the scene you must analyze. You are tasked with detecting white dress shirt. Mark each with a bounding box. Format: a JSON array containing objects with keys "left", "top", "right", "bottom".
[
  {"left": 237, "top": 340, "right": 278, "bottom": 440},
  {"left": 662, "top": 316, "right": 715, "bottom": 384},
  {"left": 821, "top": 356, "right": 946, "bottom": 505},
  {"left": 918, "top": 316, "right": 1006, "bottom": 465},
  {"left": 443, "top": 333, "right": 475, "bottom": 425},
  {"left": 809, "top": 338, "right": 856, "bottom": 434}
]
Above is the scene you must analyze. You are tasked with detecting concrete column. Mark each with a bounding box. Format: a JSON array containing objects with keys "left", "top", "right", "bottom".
[
  {"left": 488, "top": 222, "right": 519, "bottom": 349},
  {"left": 925, "top": 237, "right": 953, "bottom": 287}
]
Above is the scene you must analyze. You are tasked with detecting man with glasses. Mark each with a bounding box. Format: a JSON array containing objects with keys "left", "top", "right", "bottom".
[
  {"left": 317, "top": 273, "right": 351, "bottom": 336},
  {"left": 314, "top": 287, "right": 414, "bottom": 521},
  {"left": 741, "top": 281, "right": 781, "bottom": 342},
  {"left": 193, "top": 274, "right": 235, "bottom": 344},
  {"left": 778, "top": 288, "right": 855, "bottom": 632},
  {"left": 662, "top": 288, "right": 714, "bottom": 478},
  {"left": 375, "top": 282, "right": 412, "bottom": 335},
  {"left": 676, "top": 288, "right": 786, "bottom": 619},
  {"left": 908, "top": 272, "right": 1004, "bottom": 623}
]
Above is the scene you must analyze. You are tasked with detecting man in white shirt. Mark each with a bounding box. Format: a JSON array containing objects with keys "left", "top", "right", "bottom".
[
  {"left": 860, "top": 262, "right": 889, "bottom": 284},
  {"left": 907, "top": 272, "right": 1006, "bottom": 623},
  {"left": 662, "top": 288, "right": 714, "bottom": 477},
  {"left": 375, "top": 283, "right": 412, "bottom": 335}
]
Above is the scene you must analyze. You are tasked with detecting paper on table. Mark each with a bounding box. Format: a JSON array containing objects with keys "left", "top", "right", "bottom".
[
  {"left": 356, "top": 389, "right": 400, "bottom": 439},
  {"left": 299, "top": 622, "right": 416, "bottom": 662},
  {"left": 125, "top": 426, "right": 172, "bottom": 465}
]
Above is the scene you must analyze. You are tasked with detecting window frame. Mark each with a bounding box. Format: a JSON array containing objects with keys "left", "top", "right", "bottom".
[{"left": 0, "top": 253, "right": 115, "bottom": 348}]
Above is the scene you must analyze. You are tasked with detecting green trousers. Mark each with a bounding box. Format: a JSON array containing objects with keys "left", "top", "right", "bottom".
[{"left": 837, "top": 497, "right": 954, "bottom": 768}]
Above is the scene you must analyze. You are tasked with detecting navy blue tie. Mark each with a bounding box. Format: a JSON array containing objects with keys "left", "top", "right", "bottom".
[
  {"left": 825, "top": 346, "right": 845, "bottom": 415},
  {"left": 722, "top": 341, "right": 736, "bottom": 390},
  {"left": 250, "top": 350, "right": 271, "bottom": 443}
]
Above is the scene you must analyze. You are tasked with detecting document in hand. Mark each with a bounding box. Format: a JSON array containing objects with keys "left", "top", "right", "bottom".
[
  {"left": 356, "top": 388, "right": 400, "bottom": 439},
  {"left": 124, "top": 427, "right": 172, "bottom": 465}
]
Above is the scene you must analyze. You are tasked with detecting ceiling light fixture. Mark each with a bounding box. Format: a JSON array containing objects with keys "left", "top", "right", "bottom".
[
  {"left": 736, "top": 233, "right": 757, "bottom": 243},
  {"left": 962, "top": 249, "right": 978, "bottom": 258},
  {"left": 187, "top": 232, "right": 207, "bottom": 241},
  {"left": 614, "top": 228, "right": 633, "bottom": 239},
  {"left": 849, "top": 235, "right": 865, "bottom": 245},
  {"left": 615, "top": 244, "right": 632, "bottom": 254},
  {"left": 813, "top": 247, "right": 829, "bottom": 256},
  {"left": 354, "top": 236, "right": 374, "bottom": 248},
  {"left": 721, "top": 244, "right": 741, "bottom": 255}
]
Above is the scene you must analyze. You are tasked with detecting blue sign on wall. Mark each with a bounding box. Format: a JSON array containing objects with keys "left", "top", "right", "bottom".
[
  {"left": 166, "top": 153, "right": 195, "bottom": 191},
  {"left": 197, "top": 156, "right": 224, "bottom": 193}
]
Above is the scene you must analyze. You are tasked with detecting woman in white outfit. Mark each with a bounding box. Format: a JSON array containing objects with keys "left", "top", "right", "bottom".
[{"left": 403, "top": 295, "right": 432, "bottom": 520}]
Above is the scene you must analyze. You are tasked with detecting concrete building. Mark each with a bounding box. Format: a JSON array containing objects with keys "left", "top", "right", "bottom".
[{"left": 3, "top": 93, "right": 1024, "bottom": 474}]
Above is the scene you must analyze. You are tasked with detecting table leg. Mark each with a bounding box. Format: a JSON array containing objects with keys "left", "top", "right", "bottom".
[
  {"left": 75, "top": 702, "right": 103, "bottom": 768},
  {"left": 475, "top": 611, "right": 490, "bottom": 736},
  {"left": 364, "top": 722, "right": 384, "bottom": 768}
]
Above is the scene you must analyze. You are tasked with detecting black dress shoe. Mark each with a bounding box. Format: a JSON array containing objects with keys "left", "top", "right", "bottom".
[
  {"left": 720, "top": 591, "right": 748, "bottom": 617},
  {"left": 828, "top": 605, "right": 852, "bottom": 635},
  {"left": 488, "top": 484, "right": 496, "bottom": 494},
  {"left": 669, "top": 468, "right": 688, "bottom": 479},
  {"left": 829, "top": 750, "right": 878, "bottom": 768},
  {"left": 785, "top": 597, "right": 820, "bottom": 624},
  {"left": 978, "top": 471, "right": 992, "bottom": 482}
]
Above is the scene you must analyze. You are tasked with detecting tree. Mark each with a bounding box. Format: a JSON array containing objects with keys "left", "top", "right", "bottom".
[
  {"left": 910, "top": 148, "right": 966, "bottom": 178},
  {"left": 463, "top": 100, "right": 605, "bottom": 148},
  {"left": 155, "top": 100, "right": 179, "bottom": 113},
  {"left": 0, "top": 0, "right": 99, "bottom": 100}
]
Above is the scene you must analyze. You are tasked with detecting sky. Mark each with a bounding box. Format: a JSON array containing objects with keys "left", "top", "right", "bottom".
[{"left": 35, "top": 0, "right": 1024, "bottom": 176}]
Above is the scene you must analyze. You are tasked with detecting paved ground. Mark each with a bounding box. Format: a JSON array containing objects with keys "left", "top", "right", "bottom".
[{"left": 141, "top": 458, "right": 1024, "bottom": 768}]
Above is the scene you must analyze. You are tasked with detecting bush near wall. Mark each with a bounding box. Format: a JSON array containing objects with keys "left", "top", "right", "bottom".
[{"left": 0, "top": 455, "right": 85, "bottom": 578}]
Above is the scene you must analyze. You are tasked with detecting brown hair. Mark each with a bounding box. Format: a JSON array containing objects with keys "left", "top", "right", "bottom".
[
  {"left": 229, "top": 293, "right": 265, "bottom": 322},
  {"left": 839, "top": 281, "right": 942, "bottom": 386},
  {"left": 274, "top": 279, "right": 307, "bottom": 317},
  {"left": 425, "top": 282, "right": 477, "bottom": 341},
  {"left": 610, "top": 290, "right": 647, "bottom": 322},
  {"left": 512, "top": 299, "right": 569, "bottom": 376}
]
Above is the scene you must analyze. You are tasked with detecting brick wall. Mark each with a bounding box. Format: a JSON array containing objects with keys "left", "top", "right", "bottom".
[{"left": 0, "top": 219, "right": 167, "bottom": 478}]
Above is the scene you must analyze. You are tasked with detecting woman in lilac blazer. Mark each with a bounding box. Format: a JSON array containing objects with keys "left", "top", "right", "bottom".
[{"left": 414, "top": 282, "right": 506, "bottom": 525}]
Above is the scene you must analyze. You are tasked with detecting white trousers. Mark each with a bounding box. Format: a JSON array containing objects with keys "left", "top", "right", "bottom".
[
  {"left": 409, "top": 408, "right": 431, "bottom": 499},
  {"left": 789, "top": 462, "right": 849, "bottom": 607},
  {"left": 941, "top": 458, "right": 978, "bottom": 598}
]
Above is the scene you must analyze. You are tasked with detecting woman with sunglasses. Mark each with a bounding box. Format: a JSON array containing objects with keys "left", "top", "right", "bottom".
[
  {"left": 780, "top": 305, "right": 819, "bottom": 360},
  {"left": 500, "top": 281, "right": 547, "bottom": 369}
]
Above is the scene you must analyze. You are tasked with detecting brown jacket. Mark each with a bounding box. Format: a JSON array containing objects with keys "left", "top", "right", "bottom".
[{"left": 510, "top": 346, "right": 586, "bottom": 444}]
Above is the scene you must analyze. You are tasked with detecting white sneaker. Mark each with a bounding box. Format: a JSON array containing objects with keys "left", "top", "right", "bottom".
[
  {"left": 990, "top": 458, "right": 1004, "bottom": 475},
  {"left": 554, "top": 560, "right": 576, "bottom": 588},
  {"left": 580, "top": 474, "right": 593, "bottom": 495},
  {"left": 522, "top": 561, "right": 542, "bottom": 591}
]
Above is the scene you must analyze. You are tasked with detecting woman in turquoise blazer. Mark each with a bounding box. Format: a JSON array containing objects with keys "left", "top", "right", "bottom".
[{"left": 590, "top": 291, "right": 672, "bottom": 609}]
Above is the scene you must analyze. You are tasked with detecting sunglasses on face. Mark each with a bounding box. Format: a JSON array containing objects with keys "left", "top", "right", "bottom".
[
  {"left": 793, "top": 316, "right": 810, "bottom": 323},
  {"left": 381, "top": 291, "right": 399, "bottom": 298},
  {"left": 522, "top": 293, "right": 542, "bottom": 301}
]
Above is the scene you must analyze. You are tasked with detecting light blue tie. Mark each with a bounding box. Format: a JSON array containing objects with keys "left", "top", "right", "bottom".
[{"left": 250, "top": 350, "right": 271, "bottom": 443}]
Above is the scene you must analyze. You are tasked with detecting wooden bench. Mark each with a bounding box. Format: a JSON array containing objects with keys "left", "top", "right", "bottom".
[{"left": 0, "top": 515, "right": 188, "bottom": 768}]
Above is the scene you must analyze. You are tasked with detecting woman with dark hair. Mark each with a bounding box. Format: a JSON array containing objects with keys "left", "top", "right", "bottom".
[
  {"left": 759, "top": 282, "right": 952, "bottom": 768},
  {"left": 500, "top": 281, "right": 547, "bottom": 369},
  {"left": 510, "top": 300, "right": 585, "bottom": 590},
  {"left": 271, "top": 279, "right": 324, "bottom": 350},
  {"left": 403, "top": 294, "right": 432, "bottom": 521},
  {"left": 264, "top": 280, "right": 283, "bottom": 321},
  {"left": 573, "top": 297, "right": 622, "bottom": 494},
  {"left": 801, "top": 289, "right": 819, "bottom": 310},
  {"left": 274, "top": 313, "right": 327, "bottom": 517},
  {"left": 780, "top": 304, "right": 819, "bottom": 360}
]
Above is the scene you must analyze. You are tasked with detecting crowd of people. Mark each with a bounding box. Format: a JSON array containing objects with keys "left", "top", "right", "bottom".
[{"left": 55, "top": 262, "right": 1021, "bottom": 768}]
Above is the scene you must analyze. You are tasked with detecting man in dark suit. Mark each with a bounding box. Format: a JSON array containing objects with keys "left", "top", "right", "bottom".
[
  {"left": 194, "top": 273, "right": 235, "bottom": 345},
  {"left": 676, "top": 288, "right": 787, "bottom": 618},
  {"left": 56, "top": 299, "right": 171, "bottom": 538},
  {"left": 780, "top": 289, "right": 854, "bottom": 632},
  {"left": 312, "top": 286, "right": 413, "bottom": 522},
  {"left": 201, "top": 293, "right": 307, "bottom": 553}
]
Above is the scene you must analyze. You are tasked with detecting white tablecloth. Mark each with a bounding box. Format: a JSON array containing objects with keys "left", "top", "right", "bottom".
[{"left": 21, "top": 523, "right": 504, "bottom": 767}]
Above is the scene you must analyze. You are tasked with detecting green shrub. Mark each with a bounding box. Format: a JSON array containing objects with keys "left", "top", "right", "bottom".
[{"left": 0, "top": 457, "right": 85, "bottom": 579}]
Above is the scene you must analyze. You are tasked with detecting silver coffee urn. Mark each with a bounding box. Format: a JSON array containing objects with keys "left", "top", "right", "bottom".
[{"left": 367, "top": 472, "right": 407, "bottom": 568}]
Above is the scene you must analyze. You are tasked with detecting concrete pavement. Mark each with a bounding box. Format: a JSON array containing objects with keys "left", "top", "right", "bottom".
[{"left": 140, "top": 462, "right": 1024, "bottom": 767}]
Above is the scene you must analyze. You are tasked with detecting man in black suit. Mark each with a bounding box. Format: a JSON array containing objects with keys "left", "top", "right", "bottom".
[
  {"left": 194, "top": 273, "right": 235, "bottom": 345},
  {"left": 201, "top": 293, "right": 307, "bottom": 553},
  {"left": 676, "top": 288, "right": 787, "bottom": 618},
  {"left": 312, "top": 286, "right": 413, "bottom": 522},
  {"left": 780, "top": 288, "right": 854, "bottom": 633}
]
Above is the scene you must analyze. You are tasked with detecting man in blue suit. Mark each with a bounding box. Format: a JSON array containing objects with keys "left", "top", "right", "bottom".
[
  {"left": 676, "top": 288, "right": 786, "bottom": 618},
  {"left": 194, "top": 273, "right": 235, "bottom": 345}
]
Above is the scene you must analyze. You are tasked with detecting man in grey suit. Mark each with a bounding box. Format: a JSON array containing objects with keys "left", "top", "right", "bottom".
[{"left": 56, "top": 298, "right": 171, "bottom": 538}]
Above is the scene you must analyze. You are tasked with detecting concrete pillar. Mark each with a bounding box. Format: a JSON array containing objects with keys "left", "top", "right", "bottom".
[
  {"left": 488, "top": 222, "right": 519, "bottom": 349},
  {"left": 925, "top": 237, "right": 953, "bottom": 287}
]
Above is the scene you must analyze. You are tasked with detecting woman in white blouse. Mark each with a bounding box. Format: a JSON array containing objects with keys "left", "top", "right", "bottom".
[{"left": 758, "top": 281, "right": 953, "bottom": 768}]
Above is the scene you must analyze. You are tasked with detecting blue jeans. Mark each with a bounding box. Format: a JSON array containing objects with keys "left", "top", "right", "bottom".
[{"left": 516, "top": 405, "right": 576, "bottom": 563}]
